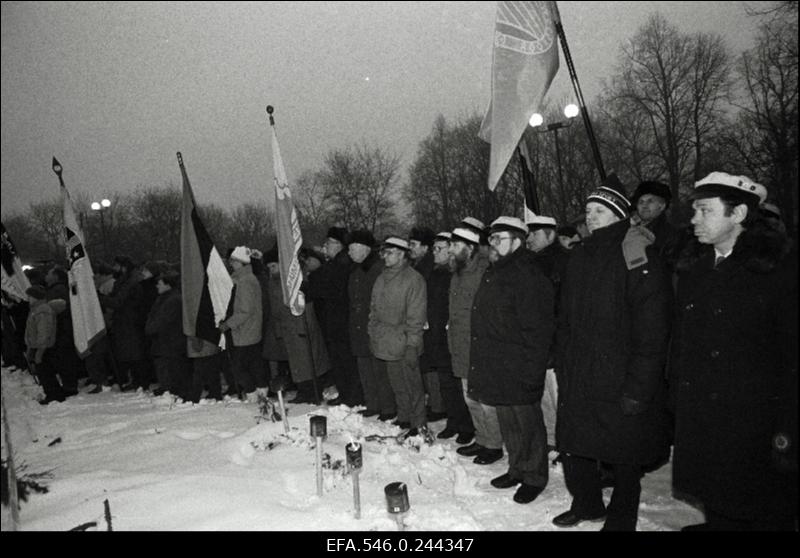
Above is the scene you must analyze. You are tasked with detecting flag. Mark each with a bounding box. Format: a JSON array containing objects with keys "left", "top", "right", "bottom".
[
  {"left": 178, "top": 152, "right": 233, "bottom": 347},
  {"left": 53, "top": 158, "right": 106, "bottom": 357},
  {"left": 1, "top": 222, "right": 31, "bottom": 302},
  {"left": 518, "top": 136, "right": 539, "bottom": 218},
  {"left": 269, "top": 118, "right": 305, "bottom": 316},
  {"left": 479, "top": 1, "right": 560, "bottom": 191}
]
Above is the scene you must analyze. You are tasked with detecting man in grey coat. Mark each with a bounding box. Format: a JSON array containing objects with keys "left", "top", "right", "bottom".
[{"left": 368, "top": 236, "right": 430, "bottom": 442}]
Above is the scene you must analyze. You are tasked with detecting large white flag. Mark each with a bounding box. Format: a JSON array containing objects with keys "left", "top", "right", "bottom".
[
  {"left": 268, "top": 112, "right": 305, "bottom": 316},
  {"left": 53, "top": 158, "right": 106, "bottom": 357},
  {"left": 479, "top": 1, "right": 560, "bottom": 191},
  {"left": 1, "top": 222, "right": 31, "bottom": 302}
]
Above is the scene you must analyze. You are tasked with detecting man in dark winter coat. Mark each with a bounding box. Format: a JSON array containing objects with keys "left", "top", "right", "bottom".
[
  {"left": 470, "top": 217, "right": 554, "bottom": 505},
  {"left": 103, "top": 255, "right": 150, "bottom": 391},
  {"left": 311, "top": 226, "right": 360, "bottom": 406},
  {"left": 670, "top": 172, "right": 797, "bottom": 531},
  {"left": 410, "top": 226, "right": 445, "bottom": 422},
  {"left": 44, "top": 266, "right": 80, "bottom": 396},
  {"left": 553, "top": 175, "right": 672, "bottom": 531},
  {"left": 630, "top": 181, "right": 683, "bottom": 272},
  {"left": 348, "top": 230, "right": 395, "bottom": 420},
  {"left": 145, "top": 272, "right": 189, "bottom": 398},
  {"left": 424, "top": 232, "right": 473, "bottom": 441}
]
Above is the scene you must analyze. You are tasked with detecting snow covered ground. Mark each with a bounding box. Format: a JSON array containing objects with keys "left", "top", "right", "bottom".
[{"left": 1, "top": 366, "right": 703, "bottom": 532}]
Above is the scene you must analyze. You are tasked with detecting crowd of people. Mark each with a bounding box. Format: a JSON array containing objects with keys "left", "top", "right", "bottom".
[{"left": 1, "top": 170, "right": 796, "bottom": 531}]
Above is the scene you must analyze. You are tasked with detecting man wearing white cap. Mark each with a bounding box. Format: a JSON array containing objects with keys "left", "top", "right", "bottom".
[
  {"left": 368, "top": 236, "right": 430, "bottom": 442},
  {"left": 218, "top": 246, "right": 263, "bottom": 400},
  {"left": 671, "top": 172, "right": 797, "bottom": 531},
  {"left": 470, "top": 216, "right": 555, "bottom": 505}
]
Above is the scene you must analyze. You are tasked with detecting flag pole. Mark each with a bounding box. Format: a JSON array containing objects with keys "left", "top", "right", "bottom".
[
  {"left": 266, "top": 106, "right": 321, "bottom": 405},
  {"left": 553, "top": 7, "right": 606, "bottom": 181},
  {"left": 517, "top": 145, "right": 539, "bottom": 215}
]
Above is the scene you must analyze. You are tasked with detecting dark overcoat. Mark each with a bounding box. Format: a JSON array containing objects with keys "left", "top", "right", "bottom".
[
  {"left": 308, "top": 250, "right": 353, "bottom": 343},
  {"left": 469, "top": 247, "right": 554, "bottom": 406},
  {"left": 347, "top": 251, "right": 382, "bottom": 357},
  {"left": 421, "top": 264, "right": 452, "bottom": 370},
  {"left": 103, "top": 273, "right": 148, "bottom": 362},
  {"left": 670, "top": 226, "right": 797, "bottom": 518},
  {"left": 555, "top": 219, "right": 672, "bottom": 465},
  {"left": 145, "top": 288, "right": 186, "bottom": 357}
]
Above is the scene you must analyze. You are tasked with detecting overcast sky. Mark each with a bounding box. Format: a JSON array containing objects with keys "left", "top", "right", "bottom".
[{"left": 1, "top": 1, "right": 761, "bottom": 218}]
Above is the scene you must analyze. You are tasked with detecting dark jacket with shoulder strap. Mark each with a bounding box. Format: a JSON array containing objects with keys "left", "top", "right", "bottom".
[
  {"left": 145, "top": 288, "right": 186, "bottom": 357},
  {"left": 348, "top": 250, "right": 383, "bottom": 357},
  {"left": 556, "top": 219, "right": 672, "bottom": 465}
]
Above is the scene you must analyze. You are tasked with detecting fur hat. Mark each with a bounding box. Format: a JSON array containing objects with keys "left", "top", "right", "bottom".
[
  {"left": 631, "top": 180, "right": 671, "bottom": 207},
  {"left": 230, "top": 246, "right": 252, "bottom": 264},
  {"left": 348, "top": 229, "right": 376, "bottom": 248},
  {"left": 326, "top": 226, "right": 348, "bottom": 245},
  {"left": 26, "top": 285, "right": 47, "bottom": 300},
  {"left": 409, "top": 227, "right": 436, "bottom": 247},
  {"left": 586, "top": 173, "right": 630, "bottom": 219}
]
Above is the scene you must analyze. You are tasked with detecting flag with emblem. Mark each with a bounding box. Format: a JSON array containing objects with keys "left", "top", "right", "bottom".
[
  {"left": 479, "top": 1, "right": 560, "bottom": 192},
  {"left": 1, "top": 222, "right": 31, "bottom": 302},
  {"left": 268, "top": 111, "right": 305, "bottom": 316},
  {"left": 178, "top": 152, "right": 233, "bottom": 347},
  {"left": 53, "top": 158, "right": 106, "bottom": 357}
]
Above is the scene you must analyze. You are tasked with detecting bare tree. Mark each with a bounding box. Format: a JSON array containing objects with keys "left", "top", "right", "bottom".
[
  {"left": 294, "top": 169, "right": 333, "bottom": 230},
  {"left": 604, "top": 14, "right": 732, "bottom": 202},
  {"left": 127, "top": 185, "right": 183, "bottom": 262},
  {"left": 317, "top": 143, "right": 401, "bottom": 235},
  {"left": 728, "top": 13, "right": 798, "bottom": 235},
  {"left": 28, "top": 199, "right": 64, "bottom": 261},
  {"left": 227, "top": 201, "right": 275, "bottom": 252}
]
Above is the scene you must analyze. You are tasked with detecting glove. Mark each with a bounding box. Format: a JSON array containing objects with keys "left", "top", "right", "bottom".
[
  {"left": 620, "top": 395, "right": 646, "bottom": 416},
  {"left": 771, "top": 433, "right": 797, "bottom": 474},
  {"left": 403, "top": 346, "right": 418, "bottom": 366}
]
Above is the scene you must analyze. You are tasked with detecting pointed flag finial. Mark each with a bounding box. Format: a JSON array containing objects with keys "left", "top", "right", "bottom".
[
  {"left": 176, "top": 152, "right": 184, "bottom": 166},
  {"left": 52, "top": 157, "right": 62, "bottom": 175},
  {"left": 266, "top": 105, "right": 275, "bottom": 126}
]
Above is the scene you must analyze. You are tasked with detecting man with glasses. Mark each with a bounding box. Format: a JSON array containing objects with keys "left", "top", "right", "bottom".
[
  {"left": 368, "top": 237, "right": 431, "bottom": 443},
  {"left": 470, "top": 217, "right": 555, "bottom": 504}
]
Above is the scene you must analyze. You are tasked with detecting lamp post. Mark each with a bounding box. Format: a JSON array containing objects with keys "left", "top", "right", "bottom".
[
  {"left": 529, "top": 104, "right": 579, "bottom": 215},
  {"left": 91, "top": 198, "right": 111, "bottom": 261}
]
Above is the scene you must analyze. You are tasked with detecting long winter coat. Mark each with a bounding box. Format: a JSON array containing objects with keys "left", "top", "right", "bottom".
[
  {"left": 447, "top": 252, "right": 489, "bottom": 379},
  {"left": 25, "top": 300, "right": 56, "bottom": 350},
  {"left": 262, "top": 273, "right": 289, "bottom": 361},
  {"left": 103, "top": 272, "right": 147, "bottom": 362},
  {"left": 307, "top": 250, "right": 353, "bottom": 343},
  {"left": 469, "top": 248, "right": 554, "bottom": 405},
  {"left": 276, "top": 295, "right": 330, "bottom": 383},
  {"left": 555, "top": 219, "right": 672, "bottom": 465},
  {"left": 145, "top": 288, "right": 185, "bottom": 357},
  {"left": 670, "top": 225, "right": 797, "bottom": 517},
  {"left": 348, "top": 251, "right": 383, "bottom": 357},
  {"left": 368, "top": 261, "right": 426, "bottom": 361},
  {"left": 421, "top": 264, "right": 452, "bottom": 370},
  {"left": 226, "top": 264, "right": 262, "bottom": 347}
]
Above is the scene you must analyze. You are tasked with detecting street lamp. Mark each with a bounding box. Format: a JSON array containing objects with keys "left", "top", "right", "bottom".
[
  {"left": 91, "top": 198, "right": 111, "bottom": 261},
  {"left": 529, "top": 104, "right": 579, "bottom": 214}
]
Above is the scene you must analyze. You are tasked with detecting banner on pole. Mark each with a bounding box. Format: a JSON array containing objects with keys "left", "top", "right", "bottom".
[
  {"left": 479, "top": 1, "right": 560, "bottom": 192},
  {"left": 1, "top": 222, "right": 31, "bottom": 302}
]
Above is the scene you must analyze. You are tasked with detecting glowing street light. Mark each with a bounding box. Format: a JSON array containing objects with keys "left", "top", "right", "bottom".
[
  {"left": 91, "top": 198, "right": 112, "bottom": 260},
  {"left": 528, "top": 104, "right": 580, "bottom": 207}
]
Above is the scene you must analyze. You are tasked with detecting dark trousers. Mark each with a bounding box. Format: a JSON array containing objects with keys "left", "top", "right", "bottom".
[
  {"left": 562, "top": 454, "right": 642, "bottom": 531},
  {"left": 436, "top": 367, "right": 473, "bottom": 435},
  {"left": 117, "top": 359, "right": 150, "bottom": 389},
  {"left": 34, "top": 349, "right": 65, "bottom": 401},
  {"left": 496, "top": 403, "right": 548, "bottom": 487},
  {"left": 84, "top": 336, "right": 115, "bottom": 387},
  {"left": 54, "top": 344, "right": 80, "bottom": 392},
  {"left": 229, "top": 343, "right": 262, "bottom": 394},
  {"left": 154, "top": 355, "right": 191, "bottom": 398},
  {"left": 328, "top": 339, "right": 362, "bottom": 406},
  {"left": 189, "top": 353, "right": 223, "bottom": 403},
  {"left": 357, "top": 355, "right": 396, "bottom": 415}
]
